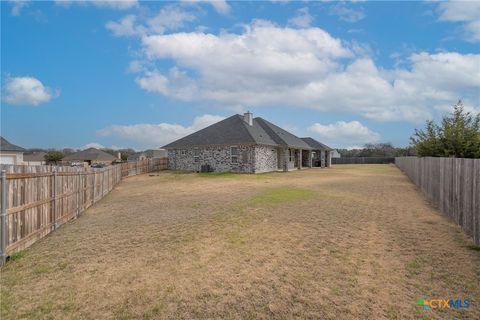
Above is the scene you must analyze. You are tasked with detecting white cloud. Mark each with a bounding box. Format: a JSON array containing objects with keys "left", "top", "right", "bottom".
[
  {"left": 82, "top": 142, "right": 105, "bottom": 149},
  {"left": 9, "top": 0, "right": 29, "bottom": 16},
  {"left": 131, "top": 21, "right": 479, "bottom": 123},
  {"left": 105, "top": 15, "right": 143, "bottom": 37},
  {"left": 97, "top": 114, "right": 226, "bottom": 148},
  {"left": 2, "top": 76, "right": 57, "bottom": 106},
  {"left": 437, "top": 1, "right": 480, "bottom": 42},
  {"left": 56, "top": 0, "right": 138, "bottom": 10},
  {"left": 106, "top": 5, "right": 195, "bottom": 37},
  {"left": 329, "top": 3, "right": 365, "bottom": 23},
  {"left": 288, "top": 7, "right": 313, "bottom": 28},
  {"left": 181, "top": 0, "right": 230, "bottom": 15},
  {"left": 147, "top": 5, "right": 196, "bottom": 33},
  {"left": 308, "top": 121, "right": 381, "bottom": 147}
]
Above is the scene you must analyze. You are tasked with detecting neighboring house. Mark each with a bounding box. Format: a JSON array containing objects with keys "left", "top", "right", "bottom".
[
  {"left": 127, "top": 149, "right": 167, "bottom": 162},
  {"left": 0, "top": 136, "right": 25, "bottom": 165},
  {"left": 164, "top": 112, "right": 331, "bottom": 173},
  {"left": 300, "top": 137, "right": 332, "bottom": 168},
  {"left": 62, "top": 148, "right": 117, "bottom": 166},
  {"left": 331, "top": 150, "right": 341, "bottom": 158},
  {"left": 23, "top": 151, "right": 47, "bottom": 166}
]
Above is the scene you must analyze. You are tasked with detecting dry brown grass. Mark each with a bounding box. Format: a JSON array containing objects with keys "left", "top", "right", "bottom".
[{"left": 1, "top": 164, "right": 479, "bottom": 319}]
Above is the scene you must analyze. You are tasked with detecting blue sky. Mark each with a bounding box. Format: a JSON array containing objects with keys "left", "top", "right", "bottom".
[{"left": 1, "top": 0, "right": 479, "bottom": 150}]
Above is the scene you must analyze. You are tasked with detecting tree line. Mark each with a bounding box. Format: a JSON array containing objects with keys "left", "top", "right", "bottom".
[{"left": 338, "top": 101, "right": 479, "bottom": 159}]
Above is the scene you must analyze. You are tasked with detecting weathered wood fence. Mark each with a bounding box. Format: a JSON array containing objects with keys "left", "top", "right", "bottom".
[
  {"left": 395, "top": 157, "right": 480, "bottom": 245},
  {"left": 332, "top": 157, "right": 395, "bottom": 164},
  {"left": 0, "top": 158, "right": 167, "bottom": 265}
]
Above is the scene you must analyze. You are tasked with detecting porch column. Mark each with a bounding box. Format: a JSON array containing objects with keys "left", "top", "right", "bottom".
[
  {"left": 298, "top": 149, "right": 302, "bottom": 169},
  {"left": 321, "top": 150, "right": 325, "bottom": 168},
  {"left": 327, "top": 151, "right": 332, "bottom": 167},
  {"left": 283, "top": 148, "right": 289, "bottom": 172},
  {"left": 308, "top": 150, "right": 313, "bottom": 168}
]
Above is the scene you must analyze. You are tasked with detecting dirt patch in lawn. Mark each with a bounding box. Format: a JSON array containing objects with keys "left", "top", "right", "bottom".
[{"left": 1, "top": 165, "right": 479, "bottom": 319}]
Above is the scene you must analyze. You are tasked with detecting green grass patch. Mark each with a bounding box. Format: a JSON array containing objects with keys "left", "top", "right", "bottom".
[
  {"left": 9, "top": 250, "right": 27, "bottom": 262},
  {"left": 466, "top": 245, "right": 480, "bottom": 252},
  {"left": 249, "top": 187, "right": 315, "bottom": 206},
  {"left": 198, "top": 172, "right": 242, "bottom": 178},
  {"left": 33, "top": 265, "right": 52, "bottom": 275},
  {"left": 406, "top": 259, "right": 421, "bottom": 275}
]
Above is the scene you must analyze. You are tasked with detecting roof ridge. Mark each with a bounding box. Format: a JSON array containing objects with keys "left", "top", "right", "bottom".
[{"left": 239, "top": 115, "right": 258, "bottom": 144}]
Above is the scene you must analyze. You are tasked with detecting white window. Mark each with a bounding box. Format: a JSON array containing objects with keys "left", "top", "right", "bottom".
[
  {"left": 194, "top": 156, "right": 199, "bottom": 163},
  {"left": 181, "top": 150, "right": 186, "bottom": 155}
]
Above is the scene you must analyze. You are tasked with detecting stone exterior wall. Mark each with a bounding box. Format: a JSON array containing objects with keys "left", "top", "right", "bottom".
[
  {"left": 253, "top": 146, "right": 278, "bottom": 173},
  {"left": 168, "top": 145, "right": 255, "bottom": 173},
  {"left": 167, "top": 145, "right": 312, "bottom": 173}
]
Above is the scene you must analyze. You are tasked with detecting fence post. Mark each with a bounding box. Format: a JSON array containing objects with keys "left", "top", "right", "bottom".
[
  {"left": 1, "top": 170, "right": 7, "bottom": 266},
  {"left": 53, "top": 169, "right": 58, "bottom": 229},
  {"left": 93, "top": 171, "right": 96, "bottom": 203},
  {"left": 76, "top": 168, "right": 80, "bottom": 218}
]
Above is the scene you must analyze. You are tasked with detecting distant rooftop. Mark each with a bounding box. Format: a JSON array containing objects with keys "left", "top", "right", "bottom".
[
  {"left": 62, "top": 148, "right": 117, "bottom": 161},
  {"left": 24, "top": 151, "right": 47, "bottom": 162}
]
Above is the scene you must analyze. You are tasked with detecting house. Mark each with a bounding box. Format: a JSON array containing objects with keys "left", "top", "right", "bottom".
[
  {"left": 300, "top": 137, "right": 332, "bottom": 168},
  {"left": 164, "top": 112, "right": 331, "bottom": 173},
  {"left": 23, "top": 151, "right": 47, "bottom": 166},
  {"left": 127, "top": 149, "right": 167, "bottom": 162},
  {"left": 331, "top": 150, "right": 341, "bottom": 158},
  {"left": 0, "top": 136, "right": 25, "bottom": 165},
  {"left": 62, "top": 147, "right": 117, "bottom": 166}
]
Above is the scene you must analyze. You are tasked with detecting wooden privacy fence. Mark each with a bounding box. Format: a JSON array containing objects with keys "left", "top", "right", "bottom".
[
  {"left": 0, "top": 158, "right": 167, "bottom": 265},
  {"left": 332, "top": 157, "right": 395, "bottom": 165},
  {"left": 395, "top": 157, "right": 480, "bottom": 245}
]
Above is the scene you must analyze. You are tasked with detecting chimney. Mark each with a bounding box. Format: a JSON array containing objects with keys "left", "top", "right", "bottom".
[{"left": 244, "top": 111, "right": 253, "bottom": 126}]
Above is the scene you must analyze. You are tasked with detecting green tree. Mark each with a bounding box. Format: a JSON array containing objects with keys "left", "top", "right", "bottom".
[
  {"left": 410, "top": 101, "right": 480, "bottom": 158},
  {"left": 44, "top": 151, "right": 64, "bottom": 164}
]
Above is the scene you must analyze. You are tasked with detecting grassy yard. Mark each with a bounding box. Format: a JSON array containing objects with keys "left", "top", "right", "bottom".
[{"left": 1, "top": 165, "right": 479, "bottom": 319}]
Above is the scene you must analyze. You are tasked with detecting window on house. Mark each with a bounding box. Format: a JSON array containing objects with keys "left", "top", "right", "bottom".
[
  {"left": 289, "top": 149, "right": 295, "bottom": 162},
  {"left": 181, "top": 150, "right": 186, "bottom": 155},
  {"left": 193, "top": 148, "right": 200, "bottom": 163},
  {"left": 242, "top": 150, "right": 249, "bottom": 163},
  {"left": 231, "top": 146, "right": 239, "bottom": 163}
]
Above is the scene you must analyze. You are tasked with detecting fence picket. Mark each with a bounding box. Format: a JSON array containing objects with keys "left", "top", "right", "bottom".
[
  {"left": 396, "top": 157, "right": 480, "bottom": 245},
  {"left": 0, "top": 158, "right": 167, "bottom": 263}
]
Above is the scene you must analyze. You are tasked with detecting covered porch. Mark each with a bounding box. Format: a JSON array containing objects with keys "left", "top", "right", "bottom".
[{"left": 277, "top": 148, "right": 314, "bottom": 171}]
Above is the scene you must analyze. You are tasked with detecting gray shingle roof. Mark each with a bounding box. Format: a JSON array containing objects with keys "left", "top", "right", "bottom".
[
  {"left": 163, "top": 114, "right": 311, "bottom": 150},
  {"left": 255, "top": 118, "right": 312, "bottom": 149},
  {"left": 62, "top": 148, "right": 117, "bottom": 161},
  {"left": 0, "top": 137, "right": 25, "bottom": 152},
  {"left": 163, "top": 115, "right": 276, "bottom": 148},
  {"left": 23, "top": 151, "right": 47, "bottom": 161},
  {"left": 301, "top": 137, "right": 332, "bottom": 151}
]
